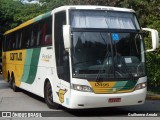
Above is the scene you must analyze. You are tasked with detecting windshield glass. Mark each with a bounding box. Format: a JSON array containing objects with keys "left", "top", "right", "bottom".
[
  {"left": 70, "top": 10, "right": 140, "bottom": 30},
  {"left": 71, "top": 31, "right": 145, "bottom": 79}
]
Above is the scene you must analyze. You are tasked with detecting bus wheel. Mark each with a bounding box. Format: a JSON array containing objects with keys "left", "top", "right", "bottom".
[
  {"left": 8, "top": 74, "right": 12, "bottom": 88},
  {"left": 44, "top": 82, "right": 59, "bottom": 109},
  {"left": 11, "top": 75, "right": 19, "bottom": 92}
]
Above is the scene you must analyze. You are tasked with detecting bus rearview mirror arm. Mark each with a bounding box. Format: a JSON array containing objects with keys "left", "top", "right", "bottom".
[
  {"left": 63, "top": 25, "right": 71, "bottom": 51},
  {"left": 142, "top": 28, "right": 159, "bottom": 52}
]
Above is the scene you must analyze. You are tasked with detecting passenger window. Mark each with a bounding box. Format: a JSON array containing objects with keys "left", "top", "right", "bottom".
[
  {"left": 22, "top": 26, "right": 32, "bottom": 48},
  {"left": 10, "top": 33, "right": 16, "bottom": 50},
  {"left": 19, "top": 32, "right": 22, "bottom": 49},
  {"left": 40, "top": 22, "right": 47, "bottom": 45},
  {"left": 45, "top": 17, "right": 52, "bottom": 45},
  {"left": 15, "top": 32, "right": 19, "bottom": 49},
  {"left": 36, "top": 23, "right": 41, "bottom": 46},
  {"left": 40, "top": 17, "right": 52, "bottom": 46},
  {"left": 31, "top": 24, "right": 38, "bottom": 47}
]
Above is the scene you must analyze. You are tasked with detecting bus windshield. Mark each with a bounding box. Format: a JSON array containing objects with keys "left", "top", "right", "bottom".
[
  {"left": 70, "top": 10, "right": 140, "bottom": 30},
  {"left": 71, "top": 32, "right": 145, "bottom": 79},
  {"left": 70, "top": 10, "right": 145, "bottom": 79}
]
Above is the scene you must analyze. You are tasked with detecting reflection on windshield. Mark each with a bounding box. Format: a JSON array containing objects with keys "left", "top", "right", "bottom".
[
  {"left": 71, "top": 32, "right": 145, "bottom": 79},
  {"left": 112, "top": 33, "right": 145, "bottom": 78}
]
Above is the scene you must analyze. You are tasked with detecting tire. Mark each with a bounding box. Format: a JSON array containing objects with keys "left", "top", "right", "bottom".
[
  {"left": 11, "top": 74, "right": 19, "bottom": 92},
  {"left": 8, "top": 74, "right": 12, "bottom": 88},
  {"left": 44, "top": 82, "right": 59, "bottom": 109}
]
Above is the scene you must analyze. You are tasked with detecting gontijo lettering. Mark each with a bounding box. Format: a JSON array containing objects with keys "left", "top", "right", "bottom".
[{"left": 10, "top": 52, "right": 22, "bottom": 61}]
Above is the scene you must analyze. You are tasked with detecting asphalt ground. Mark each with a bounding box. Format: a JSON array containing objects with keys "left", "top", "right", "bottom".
[{"left": 0, "top": 74, "right": 160, "bottom": 119}]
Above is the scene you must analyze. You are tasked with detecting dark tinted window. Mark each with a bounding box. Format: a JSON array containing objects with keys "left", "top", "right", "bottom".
[
  {"left": 22, "top": 26, "right": 32, "bottom": 48},
  {"left": 4, "top": 16, "right": 52, "bottom": 51},
  {"left": 54, "top": 11, "right": 70, "bottom": 82}
]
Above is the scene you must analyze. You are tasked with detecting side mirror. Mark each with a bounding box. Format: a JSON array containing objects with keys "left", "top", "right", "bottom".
[
  {"left": 63, "top": 25, "right": 71, "bottom": 51},
  {"left": 142, "top": 28, "right": 159, "bottom": 52}
]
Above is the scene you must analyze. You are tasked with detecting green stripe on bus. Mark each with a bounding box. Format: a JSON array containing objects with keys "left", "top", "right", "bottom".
[
  {"left": 119, "top": 80, "right": 137, "bottom": 90},
  {"left": 34, "top": 11, "right": 51, "bottom": 22},
  {"left": 26, "top": 48, "right": 41, "bottom": 84},
  {"left": 22, "top": 48, "right": 41, "bottom": 84},
  {"left": 114, "top": 81, "right": 128, "bottom": 88},
  {"left": 21, "top": 49, "right": 33, "bottom": 82}
]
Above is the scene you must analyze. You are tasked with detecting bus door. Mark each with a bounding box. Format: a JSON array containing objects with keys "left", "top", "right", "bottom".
[
  {"left": 54, "top": 11, "right": 71, "bottom": 106},
  {"left": 59, "top": 51, "right": 70, "bottom": 107}
]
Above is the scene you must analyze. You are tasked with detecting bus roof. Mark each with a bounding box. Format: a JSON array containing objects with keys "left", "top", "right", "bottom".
[
  {"left": 4, "top": 5, "right": 135, "bottom": 35},
  {"left": 53, "top": 5, "right": 135, "bottom": 13}
]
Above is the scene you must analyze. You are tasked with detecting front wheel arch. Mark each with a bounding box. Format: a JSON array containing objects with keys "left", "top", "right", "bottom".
[{"left": 44, "top": 80, "right": 59, "bottom": 109}]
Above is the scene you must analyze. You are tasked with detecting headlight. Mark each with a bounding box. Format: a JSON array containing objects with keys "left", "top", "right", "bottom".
[
  {"left": 71, "top": 84, "right": 93, "bottom": 92},
  {"left": 135, "top": 82, "right": 147, "bottom": 90}
]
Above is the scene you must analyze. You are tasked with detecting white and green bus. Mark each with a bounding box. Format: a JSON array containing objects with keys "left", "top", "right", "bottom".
[{"left": 2, "top": 6, "right": 159, "bottom": 109}]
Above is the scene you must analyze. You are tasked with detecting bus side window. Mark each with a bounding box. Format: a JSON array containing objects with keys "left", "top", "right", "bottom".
[
  {"left": 15, "top": 31, "right": 22, "bottom": 49},
  {"left": 36, "top": 22, "right": 42, "bottom": 46},
  {"left": 31, "top": 24, "right": 38, "bottom": 47},
  {"left": 15, "top": 32, "right": 19, "bottom": 49},
  {"left": 3, "top": 36, "right": 7, "bottom": 51},
  {"left": 22, "top": 29, "right": 25, "bottom": 48},
  {"left": 19, "top": 32, "right": 22, "bottom": 49},
  {"left": 6, "top": 36, "right": 10, "bottom": 51},
  {"left": 40, "top": 23, "right": 47, "bottom": 45},
  {"left": 44, "top": 17, "right": 52, "bottom": 45},
  {"left": 39, "top": 16, "right": 52, "bottom": 46},
  {"left": 22, "top": 26, "right": 31, "bottom": 48},
  {"left": 30, "top": 28, "right": 34, "bottom": 47},
  {"left": 22, "top": 28, "right": 26, "bottom": 48},
  {"left": 10, "top": 33, "right": 16, "bottom": 50},
  {"left": 8, "top": 35, "right": 11, "bottom": 51}
]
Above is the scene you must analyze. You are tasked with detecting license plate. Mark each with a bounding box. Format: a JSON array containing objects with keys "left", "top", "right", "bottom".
[{"left": 108, "top": 98, "right": 121, "bottom": 103}]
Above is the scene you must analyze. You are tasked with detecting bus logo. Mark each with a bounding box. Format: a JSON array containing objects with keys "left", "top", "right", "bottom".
[
  {"left": 57, "top": 89, "right": 67, "bottom": 103},
  {"left": 10, "top": 52, "right": 22, "bottom": 61}
]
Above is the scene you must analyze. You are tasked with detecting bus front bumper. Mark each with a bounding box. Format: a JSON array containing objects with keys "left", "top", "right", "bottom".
[{"left": 69, "top": 88, "right": 146, "bottom": 109}]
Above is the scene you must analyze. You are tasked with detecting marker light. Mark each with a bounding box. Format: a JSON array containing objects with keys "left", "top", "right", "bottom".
[{"left": 71, "top": 84, "right": 93, "bottom": 92}]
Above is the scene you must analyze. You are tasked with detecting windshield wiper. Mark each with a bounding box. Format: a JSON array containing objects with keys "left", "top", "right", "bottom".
[
  {"left": 73, "top": 61, "right": 91, "bottom": 66},
  {"left": 95, "top": 33, "right": 112, "bottom": 81}
]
